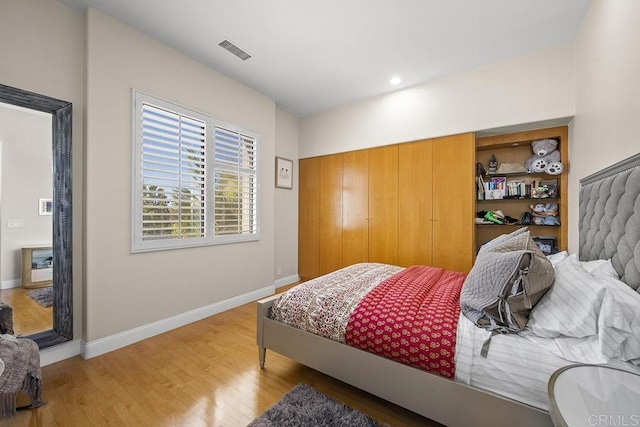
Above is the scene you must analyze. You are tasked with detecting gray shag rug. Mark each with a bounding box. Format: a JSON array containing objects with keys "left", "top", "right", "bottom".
[
  {"left": 249, "top": 383, "right": 387, "bottom": 427},
  {"left": 28, "top": 287, "right": 53, "bottom": 308}
]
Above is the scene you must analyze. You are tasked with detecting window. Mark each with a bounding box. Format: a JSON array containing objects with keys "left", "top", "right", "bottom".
[{"left": 132, "top": 91, "right": 259, "bottom": 252}]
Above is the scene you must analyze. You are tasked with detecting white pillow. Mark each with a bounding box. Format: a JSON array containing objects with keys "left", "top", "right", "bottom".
[
  {"left": 597, "top": 275, "right": 640, "bottom": 362},
  {"left": 580, "top": 258, "right": 607, "bottom": 272},
  {"left": 546, "top": 251, "right": 568, "bottom": 267},
  {"left": 526, "top": 255, "right": 605, "bottom": 338},
  {"left": 525, "top": 255, "right": 640, "bottom": 364},
  {"left": 582, "top": 258, "right": 620, "bottom": 280}
]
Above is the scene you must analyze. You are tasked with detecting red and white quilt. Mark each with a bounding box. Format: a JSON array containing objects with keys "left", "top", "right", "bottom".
[{"left": 270, "top": 263, "right": 466, "bottom": 378}]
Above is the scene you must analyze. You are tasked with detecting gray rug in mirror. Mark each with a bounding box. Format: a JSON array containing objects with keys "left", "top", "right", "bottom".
[
  {"left": 248, "top": 383, "right": 388, "bottom": 427},
  {"left": 28, "top": 287, "right": 53, "bottom": 308}
]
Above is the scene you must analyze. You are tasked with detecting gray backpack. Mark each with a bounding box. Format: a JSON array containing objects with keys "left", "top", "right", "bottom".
[{"left": 460, "top": 228, "right": 555, "bottom": 356}]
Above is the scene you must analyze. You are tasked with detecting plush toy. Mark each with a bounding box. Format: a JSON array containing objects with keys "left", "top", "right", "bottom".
[
  {"left": 530, "top": 203, "right": 560, "bottom": 225},
  {"left": 524, "top": 139, "right": 563, "bottom": 174},
  {"left": 531, "top": 186, "right": 550, "bottom": 198},
  {"left": 530, "top": 203, "right": 558, "bottom": 216},
  {"left": 532, "top": 139, "right": 557, "bottom": 156}
]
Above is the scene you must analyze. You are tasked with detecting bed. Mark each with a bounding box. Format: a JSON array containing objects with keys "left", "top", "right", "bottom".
[{"left": 257, "top": 152, "right": 640, "bottom": 427}]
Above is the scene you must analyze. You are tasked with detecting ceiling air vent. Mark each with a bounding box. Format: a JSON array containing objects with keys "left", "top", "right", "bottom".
[{"left": 218, "top": 40, "right": 252, "bottom": 61}]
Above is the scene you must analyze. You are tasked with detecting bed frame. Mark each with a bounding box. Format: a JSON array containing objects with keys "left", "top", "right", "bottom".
[{"left": 257, "top": 152, "right": 640, "bottom": 427}]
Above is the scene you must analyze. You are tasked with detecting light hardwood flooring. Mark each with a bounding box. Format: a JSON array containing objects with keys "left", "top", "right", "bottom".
[
  {"left": 3, "top": 289, "right": 442, "bottom": 427},
  {"left": 0, "top": 286, "right": 52, "bottom": 336}
]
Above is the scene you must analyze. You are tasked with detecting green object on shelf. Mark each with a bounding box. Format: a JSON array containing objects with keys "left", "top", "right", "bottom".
[{"left": 484, "top": 210, "right": 504, "bottom": 225}]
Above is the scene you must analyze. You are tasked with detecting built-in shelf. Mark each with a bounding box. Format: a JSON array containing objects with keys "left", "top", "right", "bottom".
[
  {"left": 476, "top": 224, "right": 560, "bottom": 227},
  {"left": 477, "top": 197, "right": 559, "bottom": 202},
  {"left": 475, "top": 126, "right": 568, "bottom": 254}
]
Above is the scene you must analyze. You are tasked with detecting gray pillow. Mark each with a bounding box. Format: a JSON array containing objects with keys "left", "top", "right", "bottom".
[{"left": 461, "top": 228, "right": 555, "bottom": 334}]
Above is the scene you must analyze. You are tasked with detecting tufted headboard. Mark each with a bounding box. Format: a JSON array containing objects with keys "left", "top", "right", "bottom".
[{"left": 579, "top": 152, "right": 640, "bottom": 292}]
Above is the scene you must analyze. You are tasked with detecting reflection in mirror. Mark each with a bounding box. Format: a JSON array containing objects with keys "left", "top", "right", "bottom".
[
  {"left": 0, "top": 103, "right": 54, "bottom": 336},
  {"left": 0, "top": 84, "right": 72, "bottom": 349}
]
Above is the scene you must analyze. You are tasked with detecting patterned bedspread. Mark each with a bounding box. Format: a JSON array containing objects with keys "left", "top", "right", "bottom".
[
  {"left": 270, "top": 263, "right": 465, "bottom": 377},
  {"left": 271, "top": 263, "right": 403, "bottom": 342},
  {"left": 346, "top": 265, "right": 465, "bottom": 378}
]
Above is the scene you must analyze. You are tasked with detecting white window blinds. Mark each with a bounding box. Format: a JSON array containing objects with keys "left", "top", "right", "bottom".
[
  {"left": 213, "top": 126, "right": 258, "bottom": 237},
  {"left": 132, "top": 91, "right": 260, "bottom": 252},
  {"left": 141, "top": 104, "right": 206, "bottom": 241}
]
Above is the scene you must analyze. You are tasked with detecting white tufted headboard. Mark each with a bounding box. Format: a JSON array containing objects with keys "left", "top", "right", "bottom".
[{"left": 579, "top": 152, "right": 640, "bottom": 292}]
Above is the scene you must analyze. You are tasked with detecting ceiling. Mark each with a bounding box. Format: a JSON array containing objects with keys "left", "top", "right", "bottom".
[{"left": 57, "top": 0, "right": 592, "bottom": 118}]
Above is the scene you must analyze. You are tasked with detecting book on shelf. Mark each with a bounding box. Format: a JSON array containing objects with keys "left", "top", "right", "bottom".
[
  {"left": 484, "top": 176, "right": 506, "bottom": 200},
  {"left": 478, "top": 176, "right": 558, "bottom": 200}
]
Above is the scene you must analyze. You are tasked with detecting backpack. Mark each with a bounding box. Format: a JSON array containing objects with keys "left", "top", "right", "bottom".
[{"left": 460, "top": 228, "right": 555, "bottom": 356}]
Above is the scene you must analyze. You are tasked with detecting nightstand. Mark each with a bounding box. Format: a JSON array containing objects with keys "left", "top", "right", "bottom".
[{"left": 548, "top": 364, "right": 640, "bottom": 427}]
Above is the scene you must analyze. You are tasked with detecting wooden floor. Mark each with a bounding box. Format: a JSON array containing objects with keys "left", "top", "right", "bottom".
[
  {"left": 3, "top": 291, "right": 442, "bottom": 427},
  {"left": 0, "top": 286, "right": 52, "bottom": 336}
]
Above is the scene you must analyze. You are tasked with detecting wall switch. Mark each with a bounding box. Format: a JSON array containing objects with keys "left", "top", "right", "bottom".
[
  {"left": 8, "top": 219, "right": 24, "bottom": 228},
  {"left": 277, "top": 267, "right": 282, "bottom": 275}
]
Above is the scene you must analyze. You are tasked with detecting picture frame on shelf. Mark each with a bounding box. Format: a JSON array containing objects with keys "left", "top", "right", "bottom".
[{"left": 533, "top": 236, "right": 556, "bottom": 255}]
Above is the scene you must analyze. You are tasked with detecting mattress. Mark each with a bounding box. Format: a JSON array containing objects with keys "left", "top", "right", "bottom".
[{"left": 454, "top": 313, "right": 640, "bottom": 410}]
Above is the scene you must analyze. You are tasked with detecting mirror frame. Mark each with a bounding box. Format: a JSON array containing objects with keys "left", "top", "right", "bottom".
[{"left": 0, "top": 83, "right": 73, "bottom": 348}]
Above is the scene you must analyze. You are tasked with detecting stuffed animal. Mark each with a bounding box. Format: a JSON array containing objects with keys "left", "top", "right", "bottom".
[
  {"left": 531, "top": 186, "right": 549, "bottom": 198},
  {"left": 530, "top": 203, "right": 558, "bottom": 216},
  {"left": 530, "top": 203, "right": 560, "bottom": 225},
  {"left": 532, "top": 139, "right": 557, "bottom": 156},
  {"left": 524, "top": 139, "right": 563, "bottom": 174}
]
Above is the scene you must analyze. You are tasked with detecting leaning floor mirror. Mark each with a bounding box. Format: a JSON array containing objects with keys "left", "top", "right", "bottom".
[{"left": 0, "top": 83, "right": 72, "bottom": 348}]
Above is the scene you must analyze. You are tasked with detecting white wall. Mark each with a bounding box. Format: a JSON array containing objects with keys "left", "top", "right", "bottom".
[
  {"left": 0, "top": 0, "right": 84, "bottom": 340},
  {"left": 84, "top": 9, "right": 276, "bottom": 342},
  {"left": 274, "top": 108, "right": 299, "bottom": 286},
  {"left": 0, "top": 105, "right": 52, "bottom": 287},
  {"left": 568, "top": 0, "right": 640, "bottom": 252},
  {"left": 300, "top": 44, "right": 575, "bottom": 158}
]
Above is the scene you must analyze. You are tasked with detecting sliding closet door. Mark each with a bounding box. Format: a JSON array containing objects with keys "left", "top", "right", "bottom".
[
  {"left": 298, "top": 157, "right": 320, "bottom": 279},
  {"left": 431, "top": 133, "right": 475, "bottom": 273},
  {"left": 398, "top": 139, "right": 433, "bottom": 267},
  {"left": 342, "top": 150, "right": 369, "bottom": 267},
  {"left": 318, "top": 153, "right": 343, "bottom": 275},
  {"left": 368, "top": 145, "right": 398, "bottom": 265}
]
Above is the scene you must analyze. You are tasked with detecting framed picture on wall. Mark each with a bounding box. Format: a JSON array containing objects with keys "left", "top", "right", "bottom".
[
  {"left": 275, "top": 156, "right": 293, "bottom": 189},
  {"left": 39, "top": 198, "right": 53, "bottom": 215}
]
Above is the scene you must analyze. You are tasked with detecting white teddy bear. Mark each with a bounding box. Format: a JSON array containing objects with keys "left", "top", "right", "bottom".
[{"left": 524, "top": 139, "right": 563, "bottom": 175}]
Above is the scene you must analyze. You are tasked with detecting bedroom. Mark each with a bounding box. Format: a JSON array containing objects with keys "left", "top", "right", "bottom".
[{"left": 0, "top": 0, "right": 638, "bottom": 425}]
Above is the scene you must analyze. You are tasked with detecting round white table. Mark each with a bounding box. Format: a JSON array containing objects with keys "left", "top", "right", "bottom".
[{"left": 548, "top": 364, "right": 640, "bottom": 427}]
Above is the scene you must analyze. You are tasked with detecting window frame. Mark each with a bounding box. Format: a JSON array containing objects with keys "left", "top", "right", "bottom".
[{"left": 132, "top": 90, "right": 260, "bottom": 253}]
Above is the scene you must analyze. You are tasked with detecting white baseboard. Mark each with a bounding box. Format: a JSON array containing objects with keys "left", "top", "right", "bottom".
[
  {"left": 40, "top": 339, "right": 82, "bottom": 366},
  {"left": 1, "top": 279, "right": 21, "bottom": 290},
  {"left": 82, "top": 285, "right": 275, "bottom": 359},
  {"left": 274, "top": 274, "right": 300, "bottom": 289}
]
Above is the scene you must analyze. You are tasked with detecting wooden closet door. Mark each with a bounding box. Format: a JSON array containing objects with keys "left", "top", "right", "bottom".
[
  {"left": 342, "top": 150, "right": 369, "bottom": 267},
  {"left": 398, "top": 139, "right": 433, "bottom": 267},
  {"left": 318, "top": 154, "right": 343, "bottom": 275},
  {"left": 298, "top": 157, "right": 320, "bottom": 279},
  {"left": 368, "top": 145, "right": 398, "bottom": 265},
  {"left": 431, "top": 133, "right": 475, "bottom": 273}
]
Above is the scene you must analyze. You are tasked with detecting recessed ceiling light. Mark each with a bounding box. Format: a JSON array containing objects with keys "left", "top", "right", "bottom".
[{"left": 389, "top": 77, "right": 402, "bottom": 85}]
